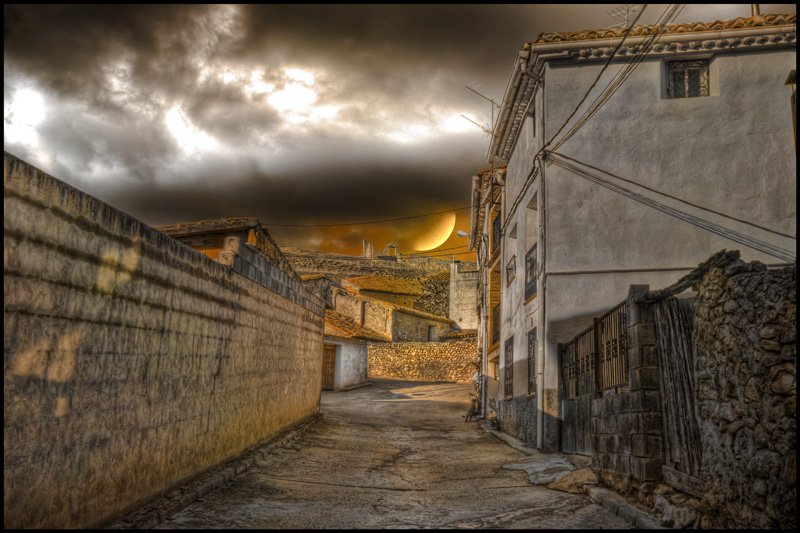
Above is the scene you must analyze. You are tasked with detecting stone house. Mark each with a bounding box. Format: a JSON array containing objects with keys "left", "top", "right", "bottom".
[{"left": 469, "top": 13, "right": 796, "bottom": 453}]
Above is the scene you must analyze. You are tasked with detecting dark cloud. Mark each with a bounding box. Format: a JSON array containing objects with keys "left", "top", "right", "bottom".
[{"left": 4, "top": 4, "right": 795, "bottom": 254}]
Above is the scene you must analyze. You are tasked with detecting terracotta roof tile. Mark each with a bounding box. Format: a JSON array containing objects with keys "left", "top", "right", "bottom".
[
  {"left": 534, "top": 14, "right": 795, "bottom": 44},
  {"left": 324, "top": 311, "right": 391, "bottom": 342},
  {"left": 343, "top": 274, "right": 424, "bottom": 296}
]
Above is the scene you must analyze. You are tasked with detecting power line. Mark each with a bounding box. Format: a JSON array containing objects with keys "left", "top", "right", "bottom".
[
  {"left": 263, "top": 206, "right": 470, "bottom": 227},
  {"left": 549, "top": 153, "right": 795, "bottom": 262},
  {"left": 553, "top": 152, "right": 796, "bottom": 240},
  {"left": 550, "top": 3, "right": 685, "bottom": 152},
  {"left": 500, "top": 4, "right": 657, "bottom": 235},
  {"left": 545, "top": 3, "right": 649, "bottom": 149}
]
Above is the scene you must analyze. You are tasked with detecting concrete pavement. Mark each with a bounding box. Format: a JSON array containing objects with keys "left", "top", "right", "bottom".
[{"left": 113, "top": 378, "right": 633, "bottom": 529}]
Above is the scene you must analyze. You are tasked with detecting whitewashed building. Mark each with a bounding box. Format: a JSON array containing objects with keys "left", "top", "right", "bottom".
[{"left": 470, "top": 12, "right": 796, "bottom": 451}]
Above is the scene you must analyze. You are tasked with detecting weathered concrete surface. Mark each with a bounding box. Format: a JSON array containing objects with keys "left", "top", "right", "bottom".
[{"left": 148, "top": 378, "right": 631, "bottom": 529}]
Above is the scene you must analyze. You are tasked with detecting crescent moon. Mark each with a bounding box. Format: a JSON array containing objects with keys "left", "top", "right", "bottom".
[{"left": 412, "top": 212, "right": 457, "bottom": 251}]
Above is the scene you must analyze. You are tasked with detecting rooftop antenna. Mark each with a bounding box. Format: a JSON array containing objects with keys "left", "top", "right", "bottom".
[
  {"left": 460, "top": 114, "right": 491, "bottom": 135},
  {"left": 464, "top": 85, "right": 500, "bottom": 140},
  {"left": 606, "top": 4, "right": 640, "bottom": 28}
]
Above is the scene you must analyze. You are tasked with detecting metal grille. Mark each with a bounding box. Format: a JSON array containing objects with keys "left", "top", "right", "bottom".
[
  {"left": 562, "top": 341, "right": 577, "bottom": 400},
  {"left": 560, "top": 300, "right": 628, "bottom": 398},
  {"left": 504, "top": 337, "right": 514, "bottom": 398},
  {"left": 525, "top": 244, "right": 537, "bottom": 299},
  {"left": 492, "top": 212, "right": 502, "bottom": 254},
  {"left": 527, "top": 329, "right": 537, "bottom": 395},
  {"left": 506, "top": 255, "right": 516, "bottom": 284},
  {"left": 668, "top": 60, "right": 709, "bottom": 98},
  {"left": 597, "top": 302, "right": 628, "bottom": 391}
]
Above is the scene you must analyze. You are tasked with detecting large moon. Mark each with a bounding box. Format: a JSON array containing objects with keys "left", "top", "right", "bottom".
[{"left": 412, "top": 212, "right": 457, "bottom": 251}]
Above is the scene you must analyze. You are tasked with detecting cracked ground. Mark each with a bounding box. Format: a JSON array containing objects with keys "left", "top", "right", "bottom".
[{"left": 156, "top": 378, "right": 630, "bottom": 529}]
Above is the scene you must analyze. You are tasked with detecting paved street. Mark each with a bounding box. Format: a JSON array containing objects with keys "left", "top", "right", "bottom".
[{"left": 153, "top": 378, "right": 629, "bottom": 529}]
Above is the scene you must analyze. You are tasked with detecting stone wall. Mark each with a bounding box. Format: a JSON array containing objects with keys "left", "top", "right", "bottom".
[
  {"left": 3, "top": 153, "right": 324, "bottom": 528},
  {"left": 392, "top": 310, "right": 452, "bottom": 342},
  {"left": 691, "top": 260, "right": 796, "bottom": 529},
  {"left": 368, "top": 340, "right": 477, "bottom": 382}
]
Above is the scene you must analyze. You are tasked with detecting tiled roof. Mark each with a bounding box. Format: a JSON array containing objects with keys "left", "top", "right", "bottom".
[
  {"left": 440, "top": 328, "right": 478, "bottom": 340},
  {"left": 534, "top": 13, "right": 795, "bottom": 44},
  {"left": 155, "top": 217, "right": 259, "bottom": 237},
  {"left": 324, "top": 311, "right": 391, "bottom": 342},
  {"left": 389, "top": 303, "right": 455, "bottom": 324},
  {"left": 343, "top": 274, "right": 424, "bottom": 296}
]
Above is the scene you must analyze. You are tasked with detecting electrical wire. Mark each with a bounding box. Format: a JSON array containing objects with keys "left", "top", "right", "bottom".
[
  {"left": 262, "top": 206, "right": 470, "bottom": 227},
  {"left": 550, "top": 4, "right": 686, "bottom": 152},
  {"left": 544, "top": 4, "right": 649, "bottom": 148},
  {"left": 500, "top": 4, "right": 664, "bottom": 235},
  {"left": 549, "top": 153, "right": 795, "bottom": 262},
  {"left": 553, "top": 152, "right": 796, "bottom": 240}
]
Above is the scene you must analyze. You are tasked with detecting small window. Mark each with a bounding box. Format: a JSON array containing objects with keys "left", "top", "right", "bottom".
[
  {"left": 667, "top": 60, "right": 709, "bottom": 98},
  {"left": 504, "top": 337, "right": 514, "bottom": 398},
  {"left": 428, "top": 325, "right": 436, "bottom": 341},
  {"left": 360, "top": 301, "right": 367, "bottom": 325},
  {"left": 506, "top": 255, "right": 516, "bottom": 285},
  {"left": 525, "top": 244, "right": 537, "bottom": 300},
  {"left": 527, "top": 329, "right": 537, "bottom": 395}
]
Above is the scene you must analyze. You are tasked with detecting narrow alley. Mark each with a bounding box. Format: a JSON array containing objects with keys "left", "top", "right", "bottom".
[{"left": 119, "top": 379, "right": 631, "bottom": 529}]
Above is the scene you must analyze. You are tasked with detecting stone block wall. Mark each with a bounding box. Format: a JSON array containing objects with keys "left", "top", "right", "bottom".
[
  {"left": 368, "top": 340, "right": 477, "bottom": 382},
  {"left": 692, "top": 260, "right": 795, "bottom": 528},
  {"left": 591, "top": 286, "right": 665, "bottom": 503},
  {"left": 4, "top": 153, "right": 324, "bottom": 528}
]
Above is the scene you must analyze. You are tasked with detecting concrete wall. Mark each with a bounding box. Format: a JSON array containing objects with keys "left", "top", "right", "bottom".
[
  {"left": 449, "top": 262, "right": 479, "bottom": 329},
  {"left": 368, "top": 341, "right": 477, "bottom": 383},
  {"left": 3, "top": 153, "right": 324, "bottom": 528},
  {"left": 691, "top": 261, "right": 796, "bottom": 528}
]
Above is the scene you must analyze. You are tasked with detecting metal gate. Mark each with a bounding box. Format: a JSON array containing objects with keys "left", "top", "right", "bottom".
[
  {"left": 560, "top": 327, "right": 595, "bottom": 455},
  {"left": 322, "top": 344, "right": 336, "bottom": 390}
]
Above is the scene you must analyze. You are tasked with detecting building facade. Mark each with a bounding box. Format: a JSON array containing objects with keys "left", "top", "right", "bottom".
[{"left": 470, "top": 13, "right": 796, "bottom": 451}]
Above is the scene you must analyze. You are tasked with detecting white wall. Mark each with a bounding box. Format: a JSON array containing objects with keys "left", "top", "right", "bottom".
[{"left": 329, "top": 339, "right": 368, "bottom": 391}]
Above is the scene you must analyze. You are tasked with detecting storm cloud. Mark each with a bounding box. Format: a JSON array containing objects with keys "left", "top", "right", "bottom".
[{"left": 4, "top": 4, "right": 795, "bottom": 253}]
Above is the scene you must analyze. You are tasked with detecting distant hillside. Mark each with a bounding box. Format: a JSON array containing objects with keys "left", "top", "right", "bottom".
[{"left": 282, "top": 246, "right": 452, "bottom": 283}]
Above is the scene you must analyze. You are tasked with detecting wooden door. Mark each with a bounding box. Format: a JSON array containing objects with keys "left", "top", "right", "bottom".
[{"left": 322, "top": 344, "right": 336, "bottom": 390}]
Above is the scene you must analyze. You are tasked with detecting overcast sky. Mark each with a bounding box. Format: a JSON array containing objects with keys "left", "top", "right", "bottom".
[{"left": 4, "top": 4, "right": 795, "bottom": 255}]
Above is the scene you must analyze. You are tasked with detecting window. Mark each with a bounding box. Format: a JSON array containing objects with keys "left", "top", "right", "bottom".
[
  {"left": 360, "top": 301, "right": 367, "bottom": 325},
  {"left": 504, "top": 337, "right": 514, "bottom": 398},
  {"left": 428, "top": 325, "right": 436, "bottom": 341},
  {"left": 527, "top": 329, "right": 537, "bottom": 395},
  {"left": 491, "top": 212, "right": 502, "bottom": 255},
  {"left": 525, "top": 243, "right": 538, "bottom": 300},
  {"left": 667, "top": 60, "right": 709, "bottom": 98},
  {"left": 506, "top": 255, "right": 516, "bottom": 285}
]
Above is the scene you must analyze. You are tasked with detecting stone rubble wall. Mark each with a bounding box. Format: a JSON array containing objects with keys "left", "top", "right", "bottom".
[
  {"left": 692, "top": 260, "right": 796, "bottom": 529},
  {"left": 368, "top": 340, "right": 477, "bottom": 383},
  {"left": 3, "top": 153, "right": 324, "bottom": 528}
]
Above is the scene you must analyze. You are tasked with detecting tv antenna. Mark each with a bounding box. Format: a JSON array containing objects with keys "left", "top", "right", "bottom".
[
  {"left": 463, "top": 85, "right": 500, "bottom": 138},
  {"left": 606, "top": 4, "right": 641, "bottom": 28}
]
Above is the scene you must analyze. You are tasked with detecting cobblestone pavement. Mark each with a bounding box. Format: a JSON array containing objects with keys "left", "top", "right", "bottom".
[{"left": 153, "top": 378, "right": 631, "bottom": 529}]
